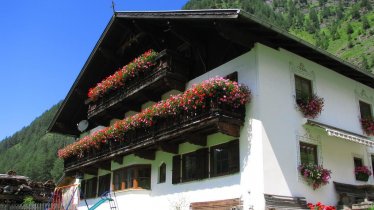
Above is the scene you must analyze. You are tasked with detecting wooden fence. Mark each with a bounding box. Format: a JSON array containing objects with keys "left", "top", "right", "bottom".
[{"left": 0, "top": 203, "right": 50, "bottom": 210}]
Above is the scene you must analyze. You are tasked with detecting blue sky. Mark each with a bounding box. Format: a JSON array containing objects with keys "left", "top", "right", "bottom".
[{"left": 0, "top": 0, "right": 188, "bottom": 140}]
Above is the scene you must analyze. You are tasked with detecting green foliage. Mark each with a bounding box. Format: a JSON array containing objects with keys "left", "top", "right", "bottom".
[
  {"left": 22, "top": 196, "right": 35, "bottom": 205},
  {"left": 336, "top": 1, "right": 344, "bottom": 19},
  {"left": 362, "top": 15, "right": 371, "bottom": 30},
  {"left": 309, "top": 8, "right": 320, "bottom": 30},
  {"left": 183, "top": 0, "right": 374, "bottom": 73},
  {"left": 351, "top": 4, "right": 361, "bottom": 19},
  {"left": 361, "top": 0, "right": 372, "bottom": 11},
  {"left": 0, "top": 103, "right": 74, "bottom": 182},
  {"left": 362, "top": 55, "right": 369, "bottom": 70},
  {"left": 347, "top": 23, "right": 354, "bottom": 34},
  {"left": 50, "top": 158, "right": 64, "bottom": 182}
]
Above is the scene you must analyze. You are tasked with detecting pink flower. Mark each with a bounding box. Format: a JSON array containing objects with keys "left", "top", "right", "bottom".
[{"left": 58, "top": 77, "right": 251, "bottom": 159}]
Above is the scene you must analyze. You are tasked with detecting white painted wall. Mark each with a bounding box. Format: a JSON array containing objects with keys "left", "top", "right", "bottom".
[
  {"left": 77, "top": 48, "right": 261, "bottom": 210},
  {"left": 76, "top": 43, "right": 374, "bottom": 210},
  {"left": 256, "top": 43, "right": 374, "bottom": 206}
]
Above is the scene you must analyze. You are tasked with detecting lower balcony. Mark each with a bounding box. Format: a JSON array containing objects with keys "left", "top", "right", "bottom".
[{"left": 64, "top": 106, "right": 245, "bottom": 173}]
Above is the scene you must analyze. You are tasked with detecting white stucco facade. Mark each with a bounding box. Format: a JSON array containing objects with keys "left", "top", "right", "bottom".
[{"left": 75, "top": 43, "right": 374, "bottom": 210}]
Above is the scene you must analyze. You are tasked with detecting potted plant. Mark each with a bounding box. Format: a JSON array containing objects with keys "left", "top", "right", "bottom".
[
  {"left": 297, "top": 95, "right": 324, "bottom": 119},
  {"left": 360, "top": 118, "right": 374, "bottom": 136},
  {"left": 307, "top": 202, "right": 335, "bottom": 210},
  {"left": 355, "top": 165, "right": 372, "bottom": 181},
  {"left": 298, "top": 163, "right": 331, "bottom": 190}
]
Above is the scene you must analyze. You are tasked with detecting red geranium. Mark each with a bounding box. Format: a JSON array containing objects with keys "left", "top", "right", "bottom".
[
  {"left": 299, "top": 163, "right": 331, "bottom": 190},
  {"left": 88, "top": 49, "right": 159, "bottom": 102},
  {"left": 360, "top": 118, "right": 374, "bottom": 136},
  {"left": 308, "top": 202, "right": 335, "bottom": 210},
  {"left": 297, "top": 95, "right": 324, "bottom": 119},
  {"left": 355, "top": 165, "right": 372, "bottom": 176},
  {"left": 58, "top": 77, "right": 251, "bottom": 159}
]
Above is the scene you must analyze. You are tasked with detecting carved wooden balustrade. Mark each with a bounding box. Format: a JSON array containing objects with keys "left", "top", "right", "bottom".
[
  {"left": 87, "top": 50, "right": 189, "bottom": 122},
  {"left": 64, "top": 104, "right": 246, "bottom": 173}
]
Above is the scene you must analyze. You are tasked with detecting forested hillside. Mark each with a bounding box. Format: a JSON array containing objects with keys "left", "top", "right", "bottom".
[
  {"left": 0, "top": 103, "right": 74, "bottom": 182},
  {"left": 183, "top": 0, "right": 374, "bottom": 72}
]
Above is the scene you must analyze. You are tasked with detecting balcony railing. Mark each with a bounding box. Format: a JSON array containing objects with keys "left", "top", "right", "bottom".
[
  {"left": 64, "top": 105, "right": 245, "bottom": 172},
  {"left": 87, "top": 50, "right": 189, "bottom": 121}
]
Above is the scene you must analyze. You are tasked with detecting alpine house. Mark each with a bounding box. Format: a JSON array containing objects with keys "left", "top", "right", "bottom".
[{"left": 48, "top": 9, "right": 374, "bottom": 210}]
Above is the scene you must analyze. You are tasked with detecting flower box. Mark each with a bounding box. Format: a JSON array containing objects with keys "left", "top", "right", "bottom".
[
  {"left": 299, "top": 163, "right": 331, "bottom": 190},
  {"left": 355, "top": 166, "right": 372, "bottom": 181},
  {"left": 87, "top": 49, "right": 189, "bottom": 119},
  {"left": 360, "top": 118, "right": 374, "bottom": 136},
  {"left": 61, "top": 78, "right": 250, "bottom": 170},
  {"left": 356, "top": 172, "right": 369, "bottom": 181},
  {"left": 297, "top": 95, "right": 324, "bottom": 119}
]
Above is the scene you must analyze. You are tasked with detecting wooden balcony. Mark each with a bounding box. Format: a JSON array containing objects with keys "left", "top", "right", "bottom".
[
  {"left": 87, "top": 50, "right": 189, "bottom": 123},
  {"left": 64, "top": 105, "right": 246, "bottom": 174}
]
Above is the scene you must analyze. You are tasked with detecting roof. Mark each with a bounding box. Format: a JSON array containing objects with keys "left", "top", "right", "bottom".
[
  {"left": 305, "top": 119, "right": 374, "bottom": 147},
  {"left": 48, "top": 9, "right": 374, "bottom": 136},
  {"left": 0, "top": 174, "right": 29, "bottom": 181}
]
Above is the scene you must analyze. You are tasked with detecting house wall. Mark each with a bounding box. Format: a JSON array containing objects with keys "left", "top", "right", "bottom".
[
  {"left": 256, "top": 43, "right": 374, "bottom": 206},
  {"left": 78, "top": 48, "right": 261, "bottom": 210},
  {"left": 76, "top": 43, "right": 374, "bottom": 210}
]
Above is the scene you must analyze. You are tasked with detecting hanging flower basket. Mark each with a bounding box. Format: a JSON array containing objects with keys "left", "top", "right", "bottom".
[
  {"left": 355, "top": 166, "right": 372, "bottom": 181},
  {"left": 298, "top": 163, "right": 331, "bottom": 190},
  {"left": 360, "top": 118, "right": 374, "bottom": 136},
  {"left": 297, "top": 95, "right": 324, "bottom": 119}
]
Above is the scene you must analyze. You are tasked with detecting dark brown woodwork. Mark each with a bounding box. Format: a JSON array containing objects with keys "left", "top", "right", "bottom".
[
  {"left": 82, "top": 167, "right": 98, "bottom": 176},
  {"left": 99, "top": 47, "right": 122, "bottom": 66},
  {"left": 87, "top": 50, "right": 189, "bottom": 122},
  {"left": 113, "top": 156, "right": 123, "bottom": 164},
  {"left": 96, "top": 160, "right": 111, "bottom": 171},
  {"left": 218, "top": 121, "right": 241, "bottom": 137},
  {"left": 118, "top": 32, "right": 147, "bottom": 54},
  {"left": 264, "top": 194, "right": 308, "bottom": 209},
  {"left": 172, "top": 155, "right": 181, "bottom": 184},
  {"left": 158, "top": 144, "right": 179, "bottom": 154},
  {"left": 63, "top": 107, "right": 245, "bottom": 173},
  {"left": 334, "top": 181, "right": 374, "bottom": 207},
  {"left": 188, "top": 135, "right": 207, "bottom": 146},
  {"left": 190, "top": 198, "right": 241, "bottom": 210},
  {"left": 134, "top": 150, "right": 156, "bottom": 160}
]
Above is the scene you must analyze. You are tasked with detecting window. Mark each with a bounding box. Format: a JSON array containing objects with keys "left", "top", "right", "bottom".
[
  {"left": 182, "top": 152, "right": 198, "bottom": 181},
  {"left": 354, "top": 157, "right": 363, "bottom": 168},
  {"left": 210, "top": 140, "right": 239, "bottom": 177},
  {"left": 98, "top": 174, "right": 111, "bottom": 196},
  {"left": 295, "top": 75, "right": 312, "bottom": 102},
  {"left": 80, "top": 180, "right": 86, "bottom": 199},
  {"left": 158, "top": 163, "right": 166, "bottom": 183},
  {"left": 359, "top": 101, "right": 372, "bottom": 120},
  {"left": 173, "top": 148, "right": 208, "bottom": 183},
  {"left": 300, "top": 142, "right": 318, "bottom": 165},
  {"left": 83, "top": 177, "right": 97, "bottom": 198},
  {"left": 172, "top": 140, "right": 239, "bottom": 184},
  {"left": 112, "top": 165, "right": 151, "bottom": 191}
]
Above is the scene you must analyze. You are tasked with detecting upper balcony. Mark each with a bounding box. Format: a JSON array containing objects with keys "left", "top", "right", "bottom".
[{"left": 86, "top": 50, "right": 189, "bottom": 124}]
